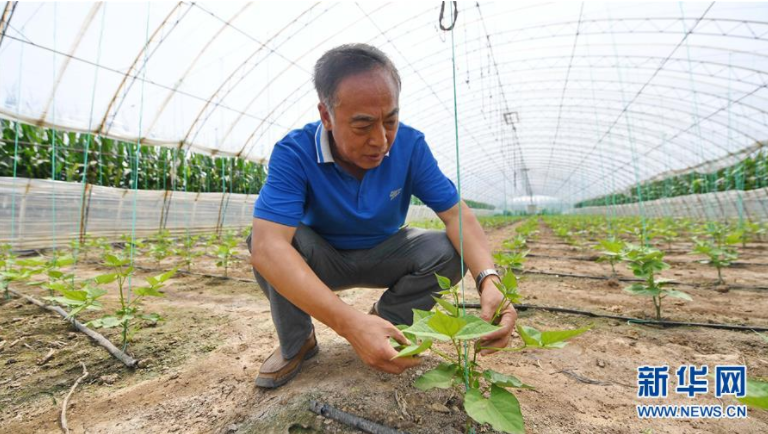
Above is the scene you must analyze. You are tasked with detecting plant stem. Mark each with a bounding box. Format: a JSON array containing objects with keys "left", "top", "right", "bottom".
[{"left": 430, "top": 347, "right": 455, "bottom": 363}]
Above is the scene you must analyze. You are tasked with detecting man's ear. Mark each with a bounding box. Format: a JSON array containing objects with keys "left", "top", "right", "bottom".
[{"left": 318, "top": 102, "right": 333, "bottom": 130}]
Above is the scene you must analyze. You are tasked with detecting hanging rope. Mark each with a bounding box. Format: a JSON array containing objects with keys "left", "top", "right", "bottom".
[{"left": 439, "top": 1, "right": 474, "bottom": 418}]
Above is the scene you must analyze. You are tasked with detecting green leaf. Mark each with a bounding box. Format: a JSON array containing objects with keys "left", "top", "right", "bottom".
[
  {"left": 433, "top": 296, "right": 458, "bottom": 317},
  {"left": 94, "top": 273, "right": 118, "bottom": 284},
  {"left": 516, "top": 325, "right": 590, "bottom": 349},
  {"left": 663, "top": 289, "right": 692, "bottom": 301},
  {"left": 392, "top": 339, "right": 432, "bottom": 359},
  {"left": 412, "top": 309, "right": 432, "bottom": 323},
  {"left": 140, "top": 313, "right": 163, "bottom": 323},
  {"left": 435, "top": 273, "right": 452, "bottom": 290},
  {"left": 501, "top": 271, "right": 518, "bottom": 290},
  {"left": 414, "top": 363, "right": 460, "bottom": 391},
  {"left": 156, "top": 268, "right": 177, "bottom": 283},
  {"left": 89, "top": 315, "right": 122, "bottom": 328},
  {"left": 483, "top": 369, "right": 535, "bottom": 389},
  {"left": 623, "top": 284, "right": 660, "bottom": 297},
  {"left": 103, "top": 254, "right": 124, "bottom": 267},
  {"left": 46, "top": 296, "right": 85, "bottom": 307},
  {"left": 737, "top": 378, "right": 768, "bottom": 410},
  {"left": 427, "top": 310, "right": 466, "bottom": 338},
  {"left": 395, "top": 324, "right": 416, "bottom": 343},
  {"left": 516, "top": 325, "right": 543, "bottom": 347},
  {"left": 134, "top": 286, "right": 164, "bottom": 297},
  {"left": 464, "top": 385, "right": 524, "bottom": 433},
  {"left": 54, "top": 288, "right": 87, "bottom": 301},
  {"left": 540, "top": 326, "right": 591, "bottom": 347},
  {"left": 404, "top": 316, "right": 451, "bottom": 341},
  {"left": 455, "top": 315, "right": 500, "bottom": 341}
]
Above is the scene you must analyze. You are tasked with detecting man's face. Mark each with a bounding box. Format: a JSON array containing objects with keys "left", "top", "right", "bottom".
[{"left": 319, "top": 67, "right": 399, "bottom": 173}]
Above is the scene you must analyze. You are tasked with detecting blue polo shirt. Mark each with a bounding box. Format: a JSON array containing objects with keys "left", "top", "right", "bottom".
[{"left": 254, "top": 121, "right": 459, "bottom": 249}]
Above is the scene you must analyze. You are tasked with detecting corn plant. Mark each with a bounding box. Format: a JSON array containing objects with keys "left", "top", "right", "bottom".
[
  {"left": 594, "top": 237, "right": 625, "bottom": 277},
  {"left": 622, "top": 244, "right": 691, "bottom": 320},
  {"left": 87, "top": 253, "right": 173, "bottom": 350},
  {"left": 393, "top": 273, "right": 590, "bottom": 433}
]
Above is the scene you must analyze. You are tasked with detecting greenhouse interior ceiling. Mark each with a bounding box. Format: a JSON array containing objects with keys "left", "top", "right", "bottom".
[{"left": 0, "top": 1, "right": 765, "bottom": 209}]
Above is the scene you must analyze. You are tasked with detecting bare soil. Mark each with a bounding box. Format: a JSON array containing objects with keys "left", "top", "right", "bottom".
[{"left": 1, "top": 221, "right": 767, "bottom": 434}]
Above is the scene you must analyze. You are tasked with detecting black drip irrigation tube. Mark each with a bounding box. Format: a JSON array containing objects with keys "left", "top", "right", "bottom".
[
  {"left": 523, "top": 269, "right": 768, "bottom": 291},
  {"left": 459, "top": 303, "right": 768, "bottom": 332},
  {"left": 526, "top": 252, "right": 768, "bottom": 268},
  {"left": 309, "top": 401, "right": 409, "bottom": 434}
]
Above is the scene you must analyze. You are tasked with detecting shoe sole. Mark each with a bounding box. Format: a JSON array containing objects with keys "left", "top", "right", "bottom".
[{"left": 254, "top": 345, "right": 319, "bottom": 389}]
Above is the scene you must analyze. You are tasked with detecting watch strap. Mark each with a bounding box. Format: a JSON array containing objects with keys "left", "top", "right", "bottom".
[{"left": 475, "top": 268, "right": 500, "bottom": 294}]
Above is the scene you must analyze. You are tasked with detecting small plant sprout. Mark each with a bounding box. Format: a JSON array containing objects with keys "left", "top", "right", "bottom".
[
  {"left": 492, "top": 250, "right": 528, "bottom": 273},
  {"left": 45, "top": 279, "right": 107, "bottom": 320},
  {"left": 501, "top": 234, "right": 527, "bottom": 253},
  {"left": 120, "top": 233, "right": 146, "bottom": 255},
  {"left": 214, "top": 236, "right": 239, "bottom": 277},
  {"left": 594, "top": 237, "right": 626, "bottom": 278},
  {"left": 175, "top": 234, "right": 203, "bottom": 272},
  {"left": 621, "top": 244, "right": 692, "bottom": 321},
  {"left": 87, "top": 253, "right": 174, "bottom": 350},
  {"left": 690, "top": 226, "right": 741, "bottom": 286},
  {"left": 392, "top": 273, "right": 590, "bottom": 433},
  {"left": 1, "top": 257, "right": 43, "bottom": 300}
]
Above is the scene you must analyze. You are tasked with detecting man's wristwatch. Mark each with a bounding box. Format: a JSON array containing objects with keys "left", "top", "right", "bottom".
[{"left": 475, "top": 268, "right": 500, "bottom": 295}]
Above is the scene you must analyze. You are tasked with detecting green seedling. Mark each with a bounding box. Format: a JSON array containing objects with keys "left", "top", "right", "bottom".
[
  {"left": 501, "top": 234, "right": 527, "bottom": 253},
  {"left": 215, "top": 237, "right": 239, "bottom": 277},
  {"left": 22, "top": 253, "right": 74, "bottom": 296},
  {"left": 393, "top": 273, "right": 590, "bottom": 433},
  {"left": 594, "top": 237, "right": 626, "bottom": 277},
  {"left": 515, "top": 219, "right": 539, "bottom": 239},
  {"left": 622, "top": 244, "right": 691, "bottom": 320},
  {"left": 120, "top": 234, "right": 146, "bottom": 254},
  {"left": 690, "top": 239, "right": 738, "bottom": 285},
  {"left": 492, "top": 249, "right": 528, "bottom": 272},
  {"left": 1, "top": 258, "right": 43, "bottom": 300},
  {"left": 737, "top": 378, "right": 768, "bottom": 410},
  {"left": 45, "top": 279, "right": 107, "bottom": 319},
  {"left": 175, "top": 235, "right": 203, "bottom": 272},
  {"left": 87, "top": 253, "right": 174, "bottom": 351}
]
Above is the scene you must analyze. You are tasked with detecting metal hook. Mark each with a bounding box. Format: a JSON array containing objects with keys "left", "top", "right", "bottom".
[{"left": 439, "top": 1, "right": 458, "bottom": 31}]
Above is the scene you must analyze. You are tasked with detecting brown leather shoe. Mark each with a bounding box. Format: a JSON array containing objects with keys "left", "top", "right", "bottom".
[{"left": 255, "top": 330, "right": 318, "bottom": 389}]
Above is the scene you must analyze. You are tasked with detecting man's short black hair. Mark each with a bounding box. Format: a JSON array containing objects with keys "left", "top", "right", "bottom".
[{"left": 313, "top": 43, "right": 401, "bottom": 112}]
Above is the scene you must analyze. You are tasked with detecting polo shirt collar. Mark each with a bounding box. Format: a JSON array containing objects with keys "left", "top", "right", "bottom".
[
  {"left": 315, "top": 123, "right": 335, "bottom": 164},
  {"left": 314, "top": 122, "right": 391, "bottom": 164}
]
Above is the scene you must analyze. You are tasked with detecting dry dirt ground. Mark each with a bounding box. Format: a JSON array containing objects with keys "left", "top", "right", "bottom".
[{"left": 1, "top": 221, "right": 767, "bottom": 434}]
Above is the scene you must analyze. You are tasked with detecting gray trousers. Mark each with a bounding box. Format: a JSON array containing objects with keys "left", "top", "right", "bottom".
[{"left": 247, "top": 225, "right": 464, "bottom": 359}]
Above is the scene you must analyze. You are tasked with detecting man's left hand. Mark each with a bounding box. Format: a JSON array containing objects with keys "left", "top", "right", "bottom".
[{"left": 477, "top": 279, "right": 517, "bottom": 356}]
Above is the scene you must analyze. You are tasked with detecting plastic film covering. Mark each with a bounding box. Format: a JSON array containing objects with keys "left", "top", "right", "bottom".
[
  {"left": 574, "top": 188, "right": 768, "bottom": 220},
  {"left": 0, "top": 177, "right": 477, "bottom": 249},
  {"left": 0, "top": 177, "right": 256, "bottom": 248},
  {"left": 2, "top": 2, "right": 767, "bottom": 210}
]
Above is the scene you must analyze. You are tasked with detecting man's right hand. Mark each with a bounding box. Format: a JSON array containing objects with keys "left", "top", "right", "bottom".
[{"left": 339, "top": 312, "right": 421, "bottom": 374}]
